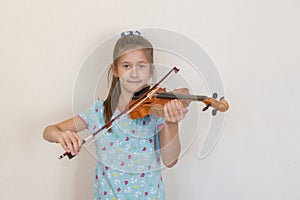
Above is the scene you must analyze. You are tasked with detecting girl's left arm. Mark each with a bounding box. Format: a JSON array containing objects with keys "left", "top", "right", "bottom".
[
  {"left": 158, "top": 88, "right": 189, "bottom": 168},
  {"left": 158, "top": 120, "right": 181, "bottom": 168}
]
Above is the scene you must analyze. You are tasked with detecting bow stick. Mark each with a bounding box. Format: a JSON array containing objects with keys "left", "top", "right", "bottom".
[{"left": 58, "top": 67, "right": 180, "bottom": 159}]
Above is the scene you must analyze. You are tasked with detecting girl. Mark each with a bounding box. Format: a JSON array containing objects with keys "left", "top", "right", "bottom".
[{"left": 43, "top": 32, "right": 188, "bottom": 200}]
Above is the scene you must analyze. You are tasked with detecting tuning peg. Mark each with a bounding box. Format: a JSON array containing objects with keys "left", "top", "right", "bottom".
[
  {"left": 212, "top": 109, "right": 217, "bottom": 116},
  {"left": 202, "top": 105, "right": 210, "bottom": 111},
  {"left": 212, "top": 93, "right": 218, "bottom": 99}
]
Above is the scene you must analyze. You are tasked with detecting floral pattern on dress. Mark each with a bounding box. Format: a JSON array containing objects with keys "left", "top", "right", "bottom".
[{"left": 78, "top": 100, "right": 165, "bottom": 200}]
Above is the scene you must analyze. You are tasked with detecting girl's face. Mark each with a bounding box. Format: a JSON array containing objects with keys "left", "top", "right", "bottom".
[{"left": 113, "top": 49, "right": 152, "bottom": 95}]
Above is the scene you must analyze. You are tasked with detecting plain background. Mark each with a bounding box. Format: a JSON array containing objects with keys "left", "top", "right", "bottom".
[{"left": 1, "top": 0, "right": 300, "bottom": 199}]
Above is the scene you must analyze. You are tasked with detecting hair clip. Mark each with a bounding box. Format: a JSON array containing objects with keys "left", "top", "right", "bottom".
[{"left": 121, "top": 30, "right": 141, "bottom": 37}]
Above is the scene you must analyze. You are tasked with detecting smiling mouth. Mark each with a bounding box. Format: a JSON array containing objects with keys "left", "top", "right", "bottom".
[{"left": 127, "top": 80, "right": 142, "bottom": 83}]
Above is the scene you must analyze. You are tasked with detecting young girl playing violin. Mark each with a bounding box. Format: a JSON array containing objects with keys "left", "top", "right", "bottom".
[{"left": 43, "top": 32, "right": 189, "bottom": 200}]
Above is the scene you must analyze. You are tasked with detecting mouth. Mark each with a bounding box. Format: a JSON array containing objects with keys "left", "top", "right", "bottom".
[{"left": 127, "top": 80, "right": 142, "bottom": 84}]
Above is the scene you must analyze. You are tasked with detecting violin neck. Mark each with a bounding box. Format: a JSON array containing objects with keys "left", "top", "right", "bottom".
[{"left": 156, "top": 92, "right": 207, "bottom": 102}]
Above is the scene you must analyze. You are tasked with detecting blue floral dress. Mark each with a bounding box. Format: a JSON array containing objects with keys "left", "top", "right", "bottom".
[{"left": 78, "top": 100, "right": 166, "bottom": 200}]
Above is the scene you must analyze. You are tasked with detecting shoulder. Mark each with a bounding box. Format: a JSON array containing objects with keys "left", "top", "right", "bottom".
[
  {"left": 78, "top": 99, "right": 104, "bottom": 117},
  {"left": 77, "top": 99, "right": 105, "bottom": 131},
  {"left": 93, "top": 99, "right": 104, "bottom": 110},
  {"left": 89, "top": 99, "right": 105, "bottom": 116}
]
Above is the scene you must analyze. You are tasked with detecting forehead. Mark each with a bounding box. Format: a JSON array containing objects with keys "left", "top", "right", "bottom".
[{"left": 117, "top": 49, "right": 149, "bottom": 63}]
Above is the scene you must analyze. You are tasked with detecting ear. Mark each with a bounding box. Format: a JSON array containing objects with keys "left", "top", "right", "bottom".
[{"left": 110, "top": 64, "right": 119, "bottom": 77}]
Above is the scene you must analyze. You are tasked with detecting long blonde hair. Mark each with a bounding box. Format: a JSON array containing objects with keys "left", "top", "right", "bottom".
[{"left": 103, "top": 34, "right": 154, "bottom": 129}]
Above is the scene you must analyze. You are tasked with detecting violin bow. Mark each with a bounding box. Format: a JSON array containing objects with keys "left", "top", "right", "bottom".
[{"left": 58, "top": 67, "right": 180, "bottom": 159}]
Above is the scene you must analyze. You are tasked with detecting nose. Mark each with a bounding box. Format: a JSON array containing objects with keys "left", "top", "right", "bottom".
[{"left": 130, "top": 66, "right": 138, "bottom": 77}]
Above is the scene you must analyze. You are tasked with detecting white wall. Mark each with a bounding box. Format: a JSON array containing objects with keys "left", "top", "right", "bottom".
[{"left": 1, "top": 0, "right": 300, "bottom": 199}]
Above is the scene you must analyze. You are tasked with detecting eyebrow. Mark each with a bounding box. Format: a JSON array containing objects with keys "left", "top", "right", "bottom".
[{"left": 120, "top": 61, "right": 148, "bottom": 64}]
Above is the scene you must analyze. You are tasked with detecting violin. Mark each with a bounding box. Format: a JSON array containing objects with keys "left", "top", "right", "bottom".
[
  {"left": 58, "top": 67, "right": 229, "bottom": 160},
  {"left": 128, "top": 85, "right": 229, "bottom": 119}
]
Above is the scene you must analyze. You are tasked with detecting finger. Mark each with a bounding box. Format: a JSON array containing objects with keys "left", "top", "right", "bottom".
[
  {"left": 63, "top": 131, "right": 76, "bottom": 155},
  {"left": 64, "top": 140, "right": 75, "bottom": 155},
  {"left": 172, "top": 88, "right": 189, "bottom": 94},
  {"left": 183, "top": 108, "right": 188, "bottom": 114},
  {"left": 178, "top": 100, "right": 188, "bottom": 119},
  {"left": 174, "top": 99, "right": 183, "bottom": 120},
  {"left": 69, "top": 134, "right": 80, "bottom": 155},
  {"left": 173, "top": 100, "right": 188, "bottom": 122},
  {"left": 164, "top": 102, "right": 171, "bottom": 122},
  {"left": 166, "top": 101, "right": 176, "bottom": 122},
  {"left": 170, "top": 100, "right": 183, "bottom": 122},
  {"left": 58, "top": 137, "right": 69, "bottom": 153},
  {"left": 168, "top": 100, "right": 180, "bottom": 123},
  {"left": 72, "top": 132, "right": 83, "bottom": 150},
  {"left": 172, "top": 100, "right": 181, "bottom": 119}
]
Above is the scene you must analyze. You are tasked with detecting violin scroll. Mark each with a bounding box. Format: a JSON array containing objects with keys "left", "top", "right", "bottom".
[{"left": 203, "top": 93, "right": 229, "bottom": 116}]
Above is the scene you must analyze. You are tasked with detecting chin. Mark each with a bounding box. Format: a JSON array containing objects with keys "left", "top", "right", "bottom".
[
  {"left": 134, "top": 84, "right": 148, "bottom": 91},
  {"left": 127, "top": 83, "right": 146, "bottom": 93}
]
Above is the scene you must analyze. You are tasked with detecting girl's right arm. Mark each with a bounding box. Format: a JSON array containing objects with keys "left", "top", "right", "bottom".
[{"left": 43, "top": 116, "right": 87, "bottom": 156}]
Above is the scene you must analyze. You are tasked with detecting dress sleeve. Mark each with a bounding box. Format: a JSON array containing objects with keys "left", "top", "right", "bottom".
[{"left": 77, "top": 100, "right": 104, "bottom": 133}]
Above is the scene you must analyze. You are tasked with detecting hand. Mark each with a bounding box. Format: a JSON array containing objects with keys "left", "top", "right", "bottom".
[
  {"left": 54, "top": 131, "right": 83, "bottom": 156},
  {"left": 171, "top": 88, "right": 189, "bottom": 94},
  {"left": 164, "top": 99, "right": 188, "bottom": 124},
  {"left": 171, "top": 87, "right": 191, "bottom": 107}
]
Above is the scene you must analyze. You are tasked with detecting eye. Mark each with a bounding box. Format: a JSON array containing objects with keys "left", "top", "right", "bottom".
[
  {"left": 122, "top": 64, "right": 131, "bottom": 69},
  {"left": 138, "top": 64, "right": 147, "bottom": 70}
]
